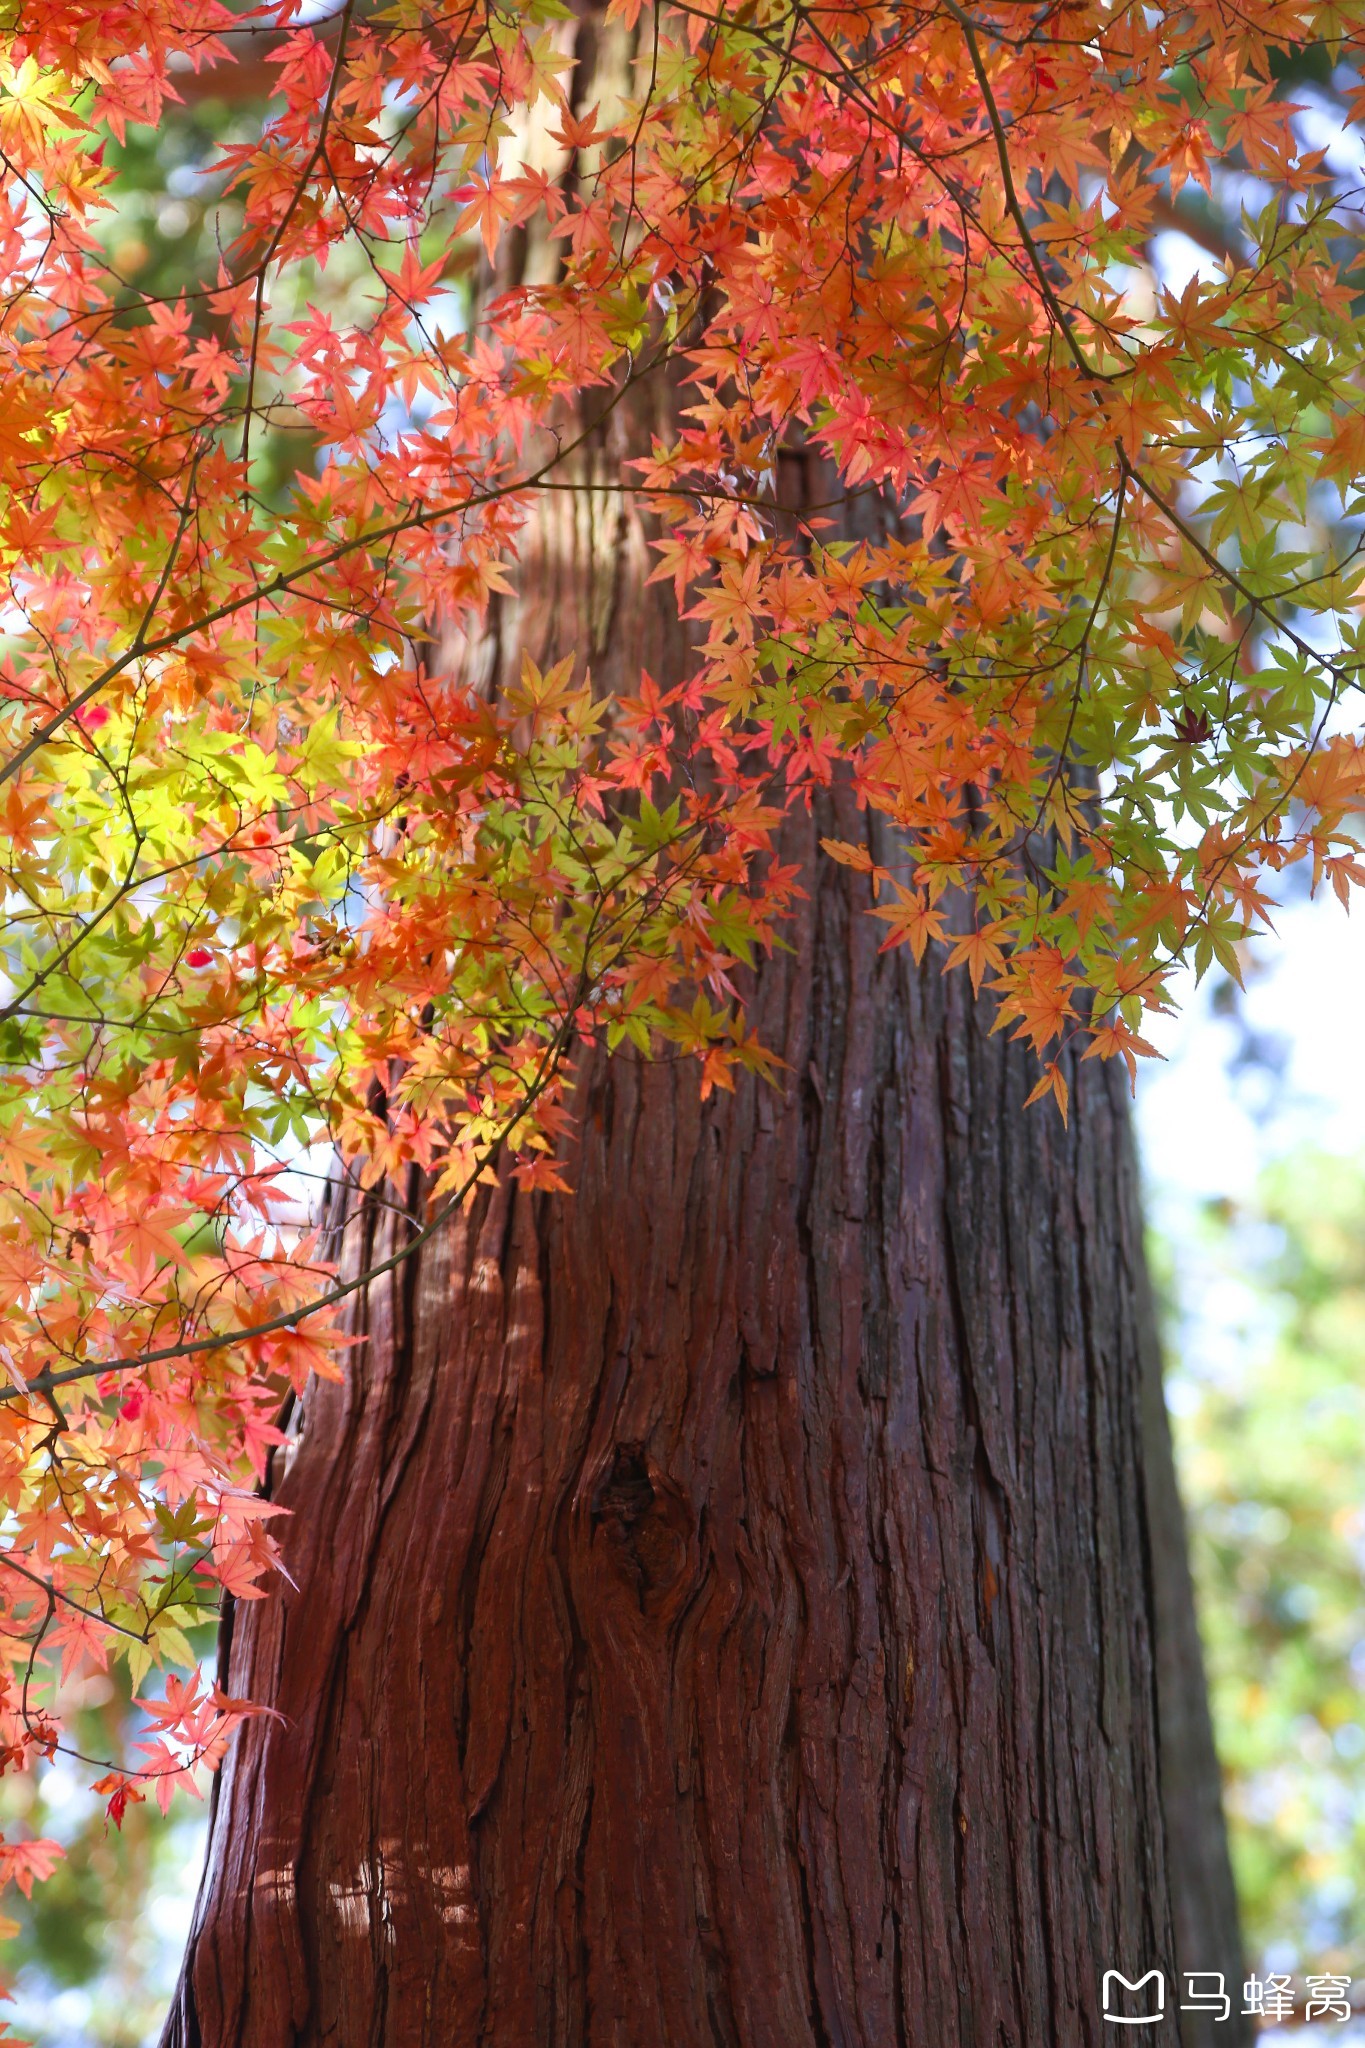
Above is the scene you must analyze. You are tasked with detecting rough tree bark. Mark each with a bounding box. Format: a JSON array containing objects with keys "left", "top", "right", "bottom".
[
  {"left": 162, "top": 12, "right": 1246, "bottom": 2038},
  {"left": 162, "top": 804, "right": 1243, "bottom": 2047},
  {"left": 1141, "top": 1287, "right": 1248, "bottom": 2048}
]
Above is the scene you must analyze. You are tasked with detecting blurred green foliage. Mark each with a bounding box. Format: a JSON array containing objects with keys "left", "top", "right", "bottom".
[
  {"left": 0, "top": 1658, "right": 210, "bottom": 2047},
  {"left": 1162, "top": 1153, "right": 1365, "bottom": 1969}
]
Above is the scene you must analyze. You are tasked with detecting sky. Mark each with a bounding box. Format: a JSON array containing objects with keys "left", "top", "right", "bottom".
[{"left": 1137, "top": 886, "right": 1365, "bottom": 1213}]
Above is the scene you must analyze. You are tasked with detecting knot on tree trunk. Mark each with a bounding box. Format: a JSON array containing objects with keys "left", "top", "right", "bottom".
[{"left": 592, "top": 1443, "right": 691, "bottom": 1616}]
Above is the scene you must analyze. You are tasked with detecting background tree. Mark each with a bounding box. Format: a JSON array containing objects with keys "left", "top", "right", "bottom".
[{"left": 1, "top": 0, "right": 1363, "bottom": 2039}]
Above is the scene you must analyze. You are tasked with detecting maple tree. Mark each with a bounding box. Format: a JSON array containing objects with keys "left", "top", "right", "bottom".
[{"left": 0, "top": 0, "right": 1362, "bottom": 2030}]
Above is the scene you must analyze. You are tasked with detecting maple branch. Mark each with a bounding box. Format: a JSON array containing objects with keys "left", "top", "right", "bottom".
[
  {"left": 0, "top": 292, "right": 705, "bottom": 787},
  {"left": 1121, "top": 452, "right": 1364, "bottom": 706},
  {"left": 937, "top": 0, "right": 1116, "bottom": 387},
  {"left": 0, "top": 1554, "right": 154, "bottom": 1648},
  {"left": 238, "top": 0, "right": 357, "bottom": 486},
  {"left": 1120, "top": 450, "right": 1365, "bottom": 918},
  {"left": 0, "top": 838, "right": 146, "bottom": 1027},
  {"left": 0, "top": 449, "right": 205, "bottom": 790},
  {"left": 1026, "top": 466, "right": 1128, "bottom": 841},
  {"left": 3, "top": 1123, "right": 521, "bottom": 1408},
  {"left": 0, "top": 733, "right": 784, "bottom": 1408},
  {"left": 0, "top": 436, "right": 826, "bottom": 793},
  {"left": 670, "top": 0, "right": 1034, "bottom": 349},
  {"left": 2, "top": 884, "right": 646, "bottom": 1406}
]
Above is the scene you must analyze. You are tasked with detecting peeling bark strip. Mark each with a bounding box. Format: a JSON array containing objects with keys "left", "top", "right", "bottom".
[{"left": 165, "top": 791, "right": 1206, "bottom": 2048}]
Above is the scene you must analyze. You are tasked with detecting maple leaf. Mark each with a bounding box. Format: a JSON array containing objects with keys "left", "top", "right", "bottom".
[
  {"left": 1153, "top": 123, "right": 1212, "bottom": 197},
  {"left": 999, "top": 951, "right": 1077, "bottom": 1053},
  {"left": 453, "top": 172, "right": 524, "bottom": 262},
  {"left": 942, "top": 923, "right": 1007, "bottom": 996},
  {"left": 49, "top": 1606, "right": 114, "bottom": 1682},
  {"left": 552, "top": 104, "right": 603, "bottom": 153},
  {"left": 873, "top": 886, "right": 948, "bottom": 964},
  {"left": 511, "top": 1157, "right": 573, "bottom": 1192},
  {"left": 1082, "top": 1019, "right": 1163, "bottom": 1092},
  {"left": 104, "top": 1209, "right": 194, "bottom": 1292},
  {"left": 1022, "top": 1063, "right": 1070, "bottom": 1125},
  {"left": 0, "top": 1836, "right": 63, "bottom": 1898},
  {"left": 818, "top": 837, "right": 888, "bottom": 889},
  {"left": 92, "top": 1772, "right": 147, "bottom": 1830}
]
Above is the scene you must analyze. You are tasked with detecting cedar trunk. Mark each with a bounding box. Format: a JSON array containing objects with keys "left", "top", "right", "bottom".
[
  {"left": 163, "top": 796, "right": 1243, "bottom": 2047},
  {"left": 165, "top": 13, "right": 1244, "bottom": 2022}
]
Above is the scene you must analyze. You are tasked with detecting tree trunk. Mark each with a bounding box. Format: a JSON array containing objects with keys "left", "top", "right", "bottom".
[
  {"left": 162, "top": 15, "right": 1243, "bottom": 2032},
  {"left": 163, "top": 780, "right": 1238, "bottom": 2046},
  {"left": 1140, "top": 1275, "right": 1250, "bottom": 2048}
]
